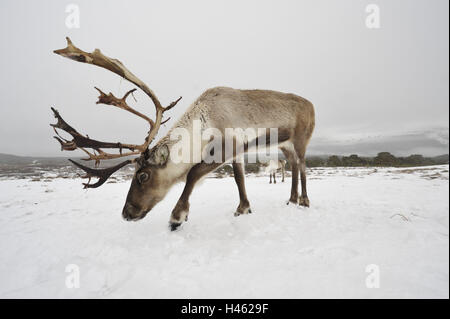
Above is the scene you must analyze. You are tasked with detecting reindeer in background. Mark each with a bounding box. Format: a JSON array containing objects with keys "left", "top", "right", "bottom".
[
  {"left": 50, "top": 38, "right": 315, "bottom": 230},
  {"left": 266, "top": 159, "right": 286, "bottom": 184}
]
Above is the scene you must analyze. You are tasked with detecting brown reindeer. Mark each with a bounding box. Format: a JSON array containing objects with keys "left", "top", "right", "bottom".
[{"left": 51, "top": 38, "right": 315, "bottom": 230}]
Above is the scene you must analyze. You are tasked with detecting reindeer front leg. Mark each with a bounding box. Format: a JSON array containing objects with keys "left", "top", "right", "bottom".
[{"left": 170, "top": 162, "right": 221, "bottom": 231}]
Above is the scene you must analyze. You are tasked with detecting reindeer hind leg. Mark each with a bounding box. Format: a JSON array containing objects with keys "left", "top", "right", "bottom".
[
  {"left": 280, "top": 145, "right": 299, "bottom": 204},
  {"left": 292, "top": 136, "right": 311, "bottom": 207}
]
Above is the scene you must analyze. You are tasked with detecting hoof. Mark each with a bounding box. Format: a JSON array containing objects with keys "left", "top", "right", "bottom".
[
  {"left": 299, "top": 196, "right": 310, "bottom": 207},
  {"left": 235, "top": 200, "right": 251, "bottom": 216},
  {"left": 234, "top": 207, "right": 252, "bottom": 216},
  {"left": 169, "top": 204, "right": 189, "bottom": 229},
  {"left": 169, "top": 222, "right": 182, "bottom": 231}
]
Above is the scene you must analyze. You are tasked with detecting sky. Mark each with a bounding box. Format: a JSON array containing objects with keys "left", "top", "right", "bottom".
[{"left": 0, "top": 0, "right": 448, "bottom": 157}]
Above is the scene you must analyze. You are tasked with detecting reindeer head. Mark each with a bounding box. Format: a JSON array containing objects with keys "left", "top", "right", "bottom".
[
  {"left": 122, "top": 144, "right": 173, "bottom": 221},
  {"left": 51, "top": 37, "right": 182, "bottom": 221}
]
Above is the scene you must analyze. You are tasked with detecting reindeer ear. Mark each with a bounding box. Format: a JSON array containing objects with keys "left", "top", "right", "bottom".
[{"left": 149, "top": 144, "right": 169, "bottom": 165}]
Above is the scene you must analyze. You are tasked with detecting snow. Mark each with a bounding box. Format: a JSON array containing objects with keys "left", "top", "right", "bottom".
[{"left": 0, "top": 165, "right": 448, "bottom": 298}]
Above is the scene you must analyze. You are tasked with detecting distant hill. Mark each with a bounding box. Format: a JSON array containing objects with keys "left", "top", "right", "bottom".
[
  {"left": 0, "top": 153, "right": 135, "bottom": 168},
  {"left": 0, "top": 153, "right": 31, "bottom": 165},
  {"left": 0, "top": 153, "right": 71, "bottom": 166}
]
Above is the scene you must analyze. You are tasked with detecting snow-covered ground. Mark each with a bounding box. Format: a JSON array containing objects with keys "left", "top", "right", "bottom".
[{"left": 0, "top": 165, "right": 448, "bottom": 298}]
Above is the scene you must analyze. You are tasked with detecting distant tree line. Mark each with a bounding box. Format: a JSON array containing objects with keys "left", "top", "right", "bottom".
[
  {"left": 210, "top": 152, "right": 449, "bottom": 176},
  {"left": 306, "top": 152, "right": 449, "bottom": 168}
]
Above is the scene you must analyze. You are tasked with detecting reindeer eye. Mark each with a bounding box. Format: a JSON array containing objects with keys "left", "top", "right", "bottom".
[{"left": 137, "top": 172, "right": 149, "bottom": 184}]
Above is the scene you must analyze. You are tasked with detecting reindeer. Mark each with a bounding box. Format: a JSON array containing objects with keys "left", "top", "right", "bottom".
[
  {"left": 266, "top": 159, "right": 286, "bottom": 184},
  {"left": 50, "top": 38, "right": 315, "bottom": 230}
]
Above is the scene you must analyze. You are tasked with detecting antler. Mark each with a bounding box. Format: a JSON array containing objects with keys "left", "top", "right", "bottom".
[
  {"left": 69, "top": 159, "right": 133, "bottom": 189},
  {"left": 51, "top": 37, "right": 182, "bottom": 187}
]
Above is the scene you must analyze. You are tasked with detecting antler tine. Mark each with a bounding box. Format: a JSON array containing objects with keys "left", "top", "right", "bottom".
[
  {"left": 69, "top": 159, "right": 133, "bottom": 188},
  {"left": 50, "top": 107, "right": 142, "bottom": 160},
  {"left": 94, "top": 87, "right": 155, "bottom": 129},
  {"left": 165, "top": 96, "right": 183, "bottom": 112}
]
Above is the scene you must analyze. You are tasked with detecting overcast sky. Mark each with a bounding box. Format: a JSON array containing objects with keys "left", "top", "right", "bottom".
[{"left": 0, "top": 0, "right": 448, "bottom": 157}]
